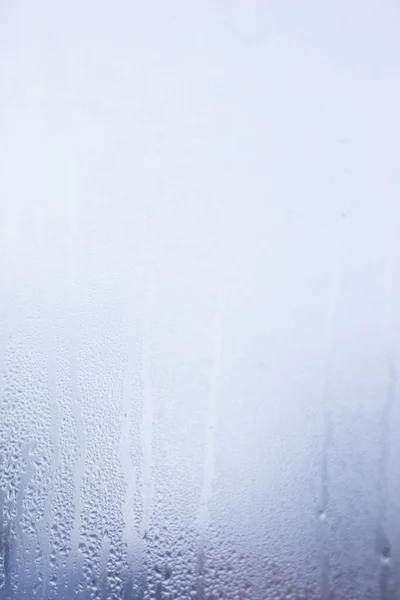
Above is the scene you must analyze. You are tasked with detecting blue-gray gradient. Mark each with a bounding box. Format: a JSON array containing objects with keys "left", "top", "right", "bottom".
[{"left": 1, "top": 1, "right": 400, "bottom": 599}]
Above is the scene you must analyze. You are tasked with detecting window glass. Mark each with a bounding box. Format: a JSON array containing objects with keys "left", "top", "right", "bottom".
[{"left": 1, "top": 2, "right": 400, "bottom": 599}]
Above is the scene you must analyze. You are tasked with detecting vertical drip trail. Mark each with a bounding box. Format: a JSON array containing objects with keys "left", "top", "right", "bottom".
[
  {"left": 377, "top": 252, "right": 396, "bottom": 600},
  {"left": 120, "top": 294, "right": 139, "bottom": 564},
  {"left": 42, "top": 313, "right": 60, "bottom": 600},
  {"left": 0, "top": 206, "right": 14, "bottom": 595},
  {"left": 196, "top": 207, "right": 225, "bottom": 597},
  {"left": 319, "top": 381, "right": 332, "bottom": 600},
  {"left": 67, "top": 265, "right": 87, "bottom": 597},
  {"left": 139, "top": 221, "right": 155, "bottom": 543},
  {"left": 198, "top": 276, "right": 223, "bottom": 530},
  {"left": 120, "top": 231, "right": 149, "bottom": 588},
  {"left": 0, "top": 237, "right": 9, "bottom": 594},
  {"left": 319, "top": 261, "right": 342, "bottom": 600},
  {"left": 121, "top": 263, "right": 148, "bottom": 595}
]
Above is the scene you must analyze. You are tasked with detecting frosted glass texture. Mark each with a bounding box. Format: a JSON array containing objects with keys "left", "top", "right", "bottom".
[{"left": 1, "top": 2, "right": 400, "bottom": 599}]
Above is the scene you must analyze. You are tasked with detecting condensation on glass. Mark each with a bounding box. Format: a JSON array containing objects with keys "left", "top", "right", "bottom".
[{"left": 1, "top": 2, "right": 400, "bottom": 599}]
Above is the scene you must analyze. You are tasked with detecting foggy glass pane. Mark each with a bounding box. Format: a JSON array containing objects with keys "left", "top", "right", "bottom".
[{"left": 1, "top": 2, "right": 400, "bottom": 599}]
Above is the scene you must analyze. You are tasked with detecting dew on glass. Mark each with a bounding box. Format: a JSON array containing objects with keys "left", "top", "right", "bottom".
[{"left": 1, "top": 1, "right": 400, "bottom": 599}]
